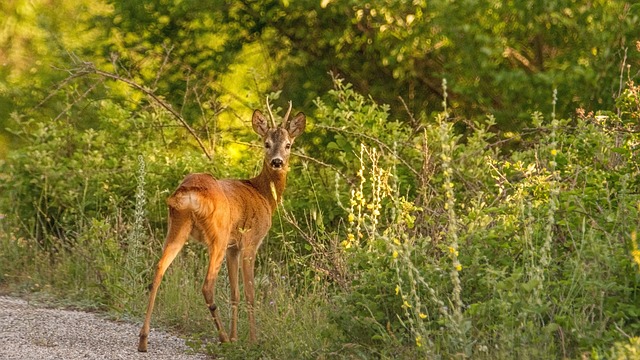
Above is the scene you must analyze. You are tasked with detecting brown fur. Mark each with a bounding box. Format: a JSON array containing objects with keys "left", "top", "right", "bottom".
[{"left": 138, "top": 108, "right": 306, "bottom": 351}]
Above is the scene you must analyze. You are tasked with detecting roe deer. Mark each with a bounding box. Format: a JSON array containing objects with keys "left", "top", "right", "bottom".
[{"left": 138, "top": 103, "right": 306, "bottom": 352}]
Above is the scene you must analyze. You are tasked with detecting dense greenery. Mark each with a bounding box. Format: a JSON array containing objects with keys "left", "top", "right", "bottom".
[{"left": 1, "top": 1, "right": 640, "bottom": 359}]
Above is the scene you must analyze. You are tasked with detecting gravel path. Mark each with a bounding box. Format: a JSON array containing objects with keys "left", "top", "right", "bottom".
[{"left": 0, "top": 296, "right": 210, "bottom": 360}]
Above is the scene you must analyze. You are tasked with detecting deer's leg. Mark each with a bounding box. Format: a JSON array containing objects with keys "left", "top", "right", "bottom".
[
  {"left": 226, "top": 246, "right": 241, "bottom": 341},
  {"left": 202, "top": 235, "right": 231, "bottom": 343},
  {"left": 138, "top": 214, "right": 191, "bottom": 352},
  {"left": 241, "top": 247, "right": 258, "bottom": 342}
]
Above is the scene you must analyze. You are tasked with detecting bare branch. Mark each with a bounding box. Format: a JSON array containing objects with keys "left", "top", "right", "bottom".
[
  {"left": 35, "top": 71, "right": 89, "bottom": 110},
  {"left": 294, "top": 152, "right": 354, "bottom": 186},
  {"left": 69, "top": 59, "right": 212, "bottom": 161},
  {"left": 235, "top": 139, "right": 353, "bottom": 186},
  {"left": 315, "top": 124, "right": 420, "bottom": 177},
  {"left": 279, "top": 207, "right": 349, "bottom": 289},
  {"left": 152, "top": 44, "right": 175, "bottom": 91},
  {"left": 52, "top": 80, "right": 102, "bottom": 122}
]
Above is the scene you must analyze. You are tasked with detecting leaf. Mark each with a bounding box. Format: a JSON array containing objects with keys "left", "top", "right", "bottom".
[
  {"left": 521, "top": 279, "right": 540, "bottom": 293},
  {"left": 544, "top": 323, "right": 560, "bottom": 334},
  {"left": 327, "top": 142, "right": 340, "bottom": 150},
  {"left": 611, "top": 147, "right": 628, "bottom": 155}
]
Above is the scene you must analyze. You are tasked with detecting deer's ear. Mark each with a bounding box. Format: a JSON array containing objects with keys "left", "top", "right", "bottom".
[
  {"left": 287, "top": 112, "right": 306, "bottom": 138},
  {"left": 252, "top": 110, "right": 269, "bottom": 137}
]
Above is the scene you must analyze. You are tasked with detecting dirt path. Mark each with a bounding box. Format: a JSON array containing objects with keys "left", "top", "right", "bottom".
[{"left": 0, "top": 296, "right": 209, "bottom": 360}]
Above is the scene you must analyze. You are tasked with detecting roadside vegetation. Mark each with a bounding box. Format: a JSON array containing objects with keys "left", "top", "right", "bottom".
[{"left": 1, "top": 1, "right": 639, "bottom": 358}]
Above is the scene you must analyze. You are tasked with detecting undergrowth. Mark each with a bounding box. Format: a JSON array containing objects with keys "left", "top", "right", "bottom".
[{"left": 1, "top": 76, "right": 639, "bottom": 359}]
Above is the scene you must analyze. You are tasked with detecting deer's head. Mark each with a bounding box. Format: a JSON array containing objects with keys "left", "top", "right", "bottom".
[{"left": 252, "top": 103, "right": 306, "bottom": 172}]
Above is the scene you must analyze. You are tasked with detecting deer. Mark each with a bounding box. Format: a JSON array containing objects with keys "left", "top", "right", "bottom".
[{"left": 138, "top": 102, "right": 306, "bottom": 352}]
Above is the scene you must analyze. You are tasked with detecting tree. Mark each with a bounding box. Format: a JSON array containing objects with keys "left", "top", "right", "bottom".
[{"left": 223, "top": 0, "right": 640, "bottom": 128}]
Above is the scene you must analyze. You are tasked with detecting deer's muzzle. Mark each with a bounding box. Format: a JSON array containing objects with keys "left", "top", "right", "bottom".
[{"left": 270, "top": 158, "right": 284, "bottom": 169}]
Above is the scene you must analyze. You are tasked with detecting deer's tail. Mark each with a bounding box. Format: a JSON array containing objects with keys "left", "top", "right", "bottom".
[{"left": 167, "top": 188, "right": 216, "bottom": 218}]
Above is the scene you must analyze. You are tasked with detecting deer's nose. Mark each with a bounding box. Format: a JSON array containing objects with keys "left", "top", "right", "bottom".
[{"left": 270, "top": 158, "right": 284, "bottom": 168}]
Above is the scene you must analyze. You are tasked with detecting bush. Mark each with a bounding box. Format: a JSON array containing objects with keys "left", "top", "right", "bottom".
[
  {"left": 304, "top": 79, "right": 640, "bottom": 358},
  {"left": 1, "top": 74, "right": 639, "bottom": 359}
]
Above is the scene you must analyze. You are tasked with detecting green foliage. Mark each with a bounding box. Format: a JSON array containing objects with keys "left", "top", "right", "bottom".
[
  {"left": 3, "top": 0, "right": 639, "bottom": 158},
  {"left": 3, "top": 73, "right": 640, "bottom": 358},
  {"left": 606, "top": 337, "right": 640, "bottom": 360},
  {"left": 218, "top": 0, "right": 640, "bottom": 127},
  {"left": 281, "top": 78, "right": 639, "bottom": 358},
  {"left": 2, "top": 2, "right": 640, "bottom": 359}
]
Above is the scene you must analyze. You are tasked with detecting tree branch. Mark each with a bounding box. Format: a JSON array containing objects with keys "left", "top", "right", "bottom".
[{"left": 68, "top": 58, "right": 213, "bottom": 161}]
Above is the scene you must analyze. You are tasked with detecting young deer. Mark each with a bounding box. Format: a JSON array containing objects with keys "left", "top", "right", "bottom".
[{"left": 138, "top": 104, "right": 306, "bottom": 352}]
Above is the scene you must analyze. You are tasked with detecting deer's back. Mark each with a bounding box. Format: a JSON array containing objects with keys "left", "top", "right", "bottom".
[{"left": 168, "top": 173, "right": 273, "bottom": 249}]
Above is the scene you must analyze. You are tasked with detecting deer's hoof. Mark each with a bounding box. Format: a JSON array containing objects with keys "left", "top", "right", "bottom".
[
  {"left": 138, "top": 335, "right": 148, "bottom": 352},
  {"left": 219, "top": 333, "right": 230, "bottom": 343}
]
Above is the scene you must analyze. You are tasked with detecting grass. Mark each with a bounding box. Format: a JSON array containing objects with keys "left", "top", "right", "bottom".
[{"left": 1, "top": 84, "right": 639, "bottom": 358}]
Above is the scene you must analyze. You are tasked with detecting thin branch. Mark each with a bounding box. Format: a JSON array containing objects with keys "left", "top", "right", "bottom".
[
  {"left": 315, "top": 124, "right": 420, "bottom": 177},
  {"left": 35, "top": 71, "right": 88, "bottom": 109},
  {"left": 294, "top": 152, "right": 354, "bottom": 186},
  {"left": 153, "top": 44, "right": 175, "bottom": 91},
  {"left": 617, "top": 47, "right": 628, "bottom": 100},
  {"left": 52, "top": 80, "right": 102, "bottom": 122},
  {"left": 235, "top": 139, "right": 353, "bottom": 185},
  {"left": 398, "top": 95, "right": 419, "bottom": 129},
  {"left": 70, "top": 59, "right": 212, "bottom": 161},
  {"left": 280, "top": 207, "right": 348, "bottom": 289}
]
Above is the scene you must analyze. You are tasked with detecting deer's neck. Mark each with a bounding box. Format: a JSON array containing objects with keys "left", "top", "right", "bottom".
[{"left": 249, "top": 165, "right": 288, "bottom": 212}]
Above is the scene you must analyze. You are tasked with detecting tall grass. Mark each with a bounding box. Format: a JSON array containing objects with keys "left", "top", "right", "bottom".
[{"left": 1, "top": 79, "right": 639, "bottom": 359}]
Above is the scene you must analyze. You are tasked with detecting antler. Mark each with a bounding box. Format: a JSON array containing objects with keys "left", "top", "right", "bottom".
[
  {"left": 265, "top": 97, "right": 277, "bottom": 128},
  {"left": 282, "top": 101, "right": 293, "bottom": 127}
]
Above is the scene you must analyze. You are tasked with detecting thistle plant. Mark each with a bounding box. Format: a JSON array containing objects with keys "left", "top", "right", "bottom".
[
  {"left": 389, "top": 197, "right": 440, "bottom": 354},
  {"left": 539, "top": 89, "right": 560, "bottom": 294},
  {"left": 125, "top": 155, "right": 149, "bottom": 291},
  {"left": 344, "top": 144, "right": 390, "bottom": 250},
  {"left": 439, "top": 119, "right": 463, "bottom": 316},
  {"left": 386, "top": 79, "right": 470, "bottom": 356},
  {"left": 344, "top": 145, "right": 366, "bottom": 249},
  {"left": 632, "top": 230, "right": 640, "bottom": 271},
  {"left": 130, "top": 155, "right": 147, "bottom": 247}
]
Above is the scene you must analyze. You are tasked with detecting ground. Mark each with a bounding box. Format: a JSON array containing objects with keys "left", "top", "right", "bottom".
[{"left": 0, "top": 296, "right": 209, "bottom": 360}]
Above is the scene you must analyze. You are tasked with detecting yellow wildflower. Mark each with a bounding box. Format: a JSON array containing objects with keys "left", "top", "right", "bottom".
[
  {"left": 455, "top": 263, "right": 462, "bottom": 271},
  {"left": 415, "top": 335, "right": 423, "bottom": 347},
  {"left": 632, "top": 231, "right": 640, "bottom": 268},
  {"left": 632, "top": 249, "right": 640, "bottom": 268},
  {"left": 419, "top": 313, "right": 427, "bottom": 319},
  {"left": 550, "top": 149, "right": 558, "bottom": 156},
  {"left": 395, "top": 285, "right": 400, "bottom": 296},
  {"left": 392, "top": 250, "right": 399, "bottom": 259},
  {"left": 447, "top": 246, "right": 459, "bottom": 257}
]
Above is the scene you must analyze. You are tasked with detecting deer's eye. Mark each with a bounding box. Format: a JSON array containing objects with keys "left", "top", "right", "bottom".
[
  {"left": 285, "top": 143, "right": 291, "bottom": 150},
  {"left": 265, "top": 142, "right": 271, "bottom": 149}
]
